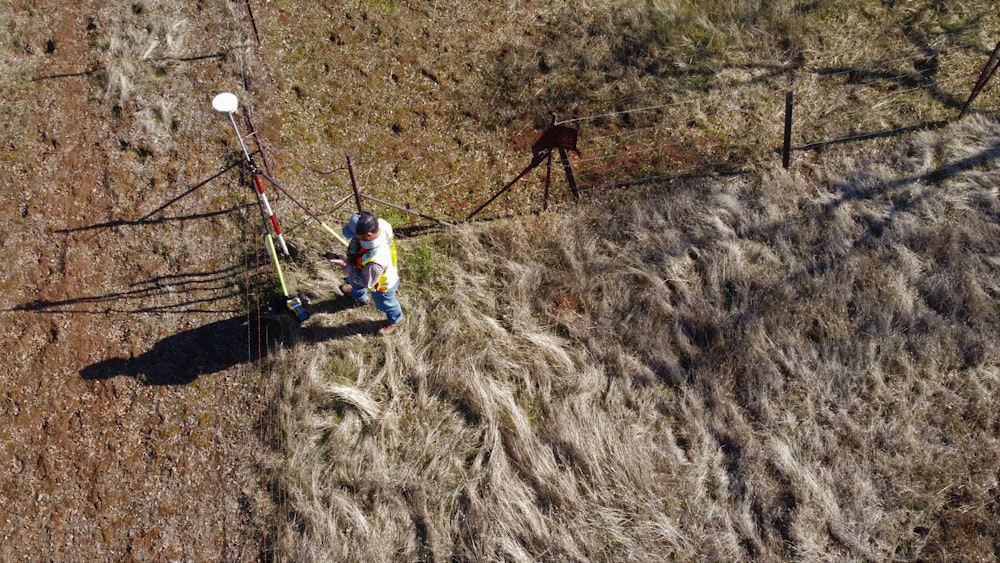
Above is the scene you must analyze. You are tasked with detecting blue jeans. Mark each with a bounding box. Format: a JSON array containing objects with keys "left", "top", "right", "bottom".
[{"left": 349, "top": 280, "right": 404, "bottom": 325}]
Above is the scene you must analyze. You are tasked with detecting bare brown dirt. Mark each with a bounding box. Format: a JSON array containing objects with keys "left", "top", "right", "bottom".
[{"left": 1, "top": 2, "right": 265, "bottom": 559}]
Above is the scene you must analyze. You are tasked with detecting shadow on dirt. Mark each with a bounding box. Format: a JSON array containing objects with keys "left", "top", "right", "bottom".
[
  {"left": 80, "top": 317, "right": 259, "bottom": 385},
  {"left": 13, "top": 266, "right": 245, "bottom": 315},
  {"left": 78, "top": 296, "right": 384, "bottom": 385},
  {"left": 55, "top": 161, "right": 244, "bottom": 234}
]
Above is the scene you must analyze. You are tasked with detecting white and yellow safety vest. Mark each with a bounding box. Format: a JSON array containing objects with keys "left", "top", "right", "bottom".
[{"left": 355, "top": 218, "right": 399, "bottom": 292}]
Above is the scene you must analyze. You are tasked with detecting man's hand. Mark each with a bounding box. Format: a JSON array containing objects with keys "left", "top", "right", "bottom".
[{"left": 324, "top": 252, "right": 347, "bottom": 268}]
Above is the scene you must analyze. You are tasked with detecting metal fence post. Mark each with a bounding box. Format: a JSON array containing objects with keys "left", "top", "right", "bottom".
[
  {"left": 783, "top": 91, "right": 793, "bottom": 169},
  {"left": 959, "top": 40, "right": 1000, "bottom": 119}
]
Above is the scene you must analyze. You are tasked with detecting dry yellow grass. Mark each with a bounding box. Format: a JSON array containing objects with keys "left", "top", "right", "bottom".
[
  {"left": 257, "top": 113, "right": 999, "bottom": 560},
  {"left": 231, "top": 2, "right": 1000, "bottom": 561}
]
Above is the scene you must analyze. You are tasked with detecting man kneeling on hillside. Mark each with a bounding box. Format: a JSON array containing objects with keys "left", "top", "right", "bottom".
[{"left": 327, "top": 211, "right": 405, "bottom": 336}]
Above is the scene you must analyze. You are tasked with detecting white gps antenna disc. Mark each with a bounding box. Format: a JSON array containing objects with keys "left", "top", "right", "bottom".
[{"left": 212, "top": 92, "right": 239, "bottom": 113}]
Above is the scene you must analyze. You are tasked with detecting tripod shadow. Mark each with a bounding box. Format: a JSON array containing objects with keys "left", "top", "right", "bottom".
[{"left": 13, "top": 266, "right": 244, "bottom": 315}]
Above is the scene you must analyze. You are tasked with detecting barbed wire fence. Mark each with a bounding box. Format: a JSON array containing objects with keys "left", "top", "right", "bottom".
[
  {"left": 330, "top": 41, "right": 998, "bottom": 220},
  {"left": 787, "top": 41, "right": 999, "bottom": 155},
  {"left": 229, "top": 8, "right": 1000, "bottom": 233}
]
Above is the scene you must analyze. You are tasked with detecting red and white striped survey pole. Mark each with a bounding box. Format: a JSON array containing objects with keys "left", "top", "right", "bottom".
[
  {"left": 211, "top": 92, "right": 290, "bottom": 256},
  {"left": 248, "top": 156, "right": 289, "bottom": 255}
]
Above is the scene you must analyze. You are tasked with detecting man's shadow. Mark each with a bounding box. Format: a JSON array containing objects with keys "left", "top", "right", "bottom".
[
  {"left": 80, "top": 317, "right": 261, "bottom": 385},
  {"left": 79, "top": 296, "right": 383, "bottom": 385}
]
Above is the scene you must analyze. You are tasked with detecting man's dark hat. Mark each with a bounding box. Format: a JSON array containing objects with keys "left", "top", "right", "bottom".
[{"left": 343, "top": 212, "right": 378, "bottom": 238}]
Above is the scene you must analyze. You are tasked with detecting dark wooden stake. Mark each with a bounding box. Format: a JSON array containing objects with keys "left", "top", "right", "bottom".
[
  {"left": 543, "top": 150, "right": 553, "bottom": 211},
  {"left": 242, "top": 105, "right": 273, "bottom": 177},
  {"left": 242, "top": 0, "right": 262, "bottom": 47},
  {"left": 783, "top": 91, "right": 793, "bottom": 169},
  {"left": 544, "top": 114, "right": 556, "bottom": 211},
  {"left": 346, "top": 154, "right": 364, "bottom": 212},
  {"left": 959, "top": 40, "right": 1000, "bottom": 119},
  {"left": 558, "top": 147, "right": 579, "bottom": 200}
]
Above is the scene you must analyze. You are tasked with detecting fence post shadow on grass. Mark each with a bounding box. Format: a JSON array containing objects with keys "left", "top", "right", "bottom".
[
  {"left": 77, "top": 295, "right": 388, "bottom": 385},
  {"left": 793, "top": 119, "right": 952, "bottom": 153},
  {"left": 756, "top": 137, "right": 1000, "bottom": 295}
]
